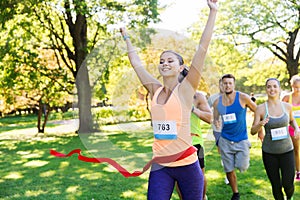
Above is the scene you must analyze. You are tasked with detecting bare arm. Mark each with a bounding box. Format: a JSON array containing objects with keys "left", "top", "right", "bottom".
[
  {"left": 251, "top": 104, "right": 268, "bottom": 135},
  {"left": 287, "top": 103, "right": 299, "bottom": 130},
  {"left": 184, "top": 0, "right": 218, "bottom": 90},
  {"left": 193, "top": 92, "right": 213, "bottom": 124},
  {"left": 120, "top": 28, "right": 161, "bottom": 97},
  {"left": 241, "top": 92, "right": 265, "bottom": 140},
  {"left": 212, "top": 97, "right": 221, "bottom": 129},
  {"left": 241, "top": 93, "right": 257, "bottom": 112},
  {"left": 286, "top": 103, "right": 300, "bottom": 140}
]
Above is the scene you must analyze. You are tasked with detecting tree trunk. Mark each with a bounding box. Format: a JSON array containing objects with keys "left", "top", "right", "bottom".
[
  {"left": 286, "top": 60, "right": 299, "bottom": 81},
  {"left": 64, "top": 0, "right": 94, "bottom": 133},
  {"left": 286, "top": 30, "right": 299, "bottom": 81},
  {"left": 37, "top": 100, "right": 50, "bottom": 133},
  {"left": 42, "top": 105, "right": 50, "bottom": 133},
  {"left": 76, "top": 63, "right": 93, "bottom": 133},
  {"left": 71, "top": 12, "right": 93, "bottom": 133},
  {"left": 37, "top": 100, "right": 43, "bottom": 133}
]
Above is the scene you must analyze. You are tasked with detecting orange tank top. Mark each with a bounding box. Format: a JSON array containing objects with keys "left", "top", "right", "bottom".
[{"left": 151, "top": 84, "right": 197, "bottom": 167}]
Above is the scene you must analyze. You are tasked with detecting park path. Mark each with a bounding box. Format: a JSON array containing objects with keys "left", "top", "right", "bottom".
[
  {"left": 0, "top": 119, "right": 79, "bottom": 141},
  {"left": 0, "top": 120, "right": 152, "bottom": 141}
]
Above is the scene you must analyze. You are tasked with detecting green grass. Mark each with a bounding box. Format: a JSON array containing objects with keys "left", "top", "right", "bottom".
[{"left": 0, "top": 117, "right": 300, "bottom": 199}]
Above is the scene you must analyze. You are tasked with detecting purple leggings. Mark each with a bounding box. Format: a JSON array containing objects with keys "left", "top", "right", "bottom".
[{"left": 147, "top": 161, "right": 203, "bottom": 200}]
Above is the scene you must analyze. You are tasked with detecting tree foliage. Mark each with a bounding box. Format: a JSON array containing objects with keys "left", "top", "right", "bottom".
[
  {"left": 0, "top": 14, "right": 73, "bottom": 132},
  {"left": 0, "top": 0, "right": 160, "bottom": 132},
  {"left": 188, "top": 0, "right": 299, "bottom": 94},
  {"left": 219, "top": 0, "right": 300, "bottom": 80}
]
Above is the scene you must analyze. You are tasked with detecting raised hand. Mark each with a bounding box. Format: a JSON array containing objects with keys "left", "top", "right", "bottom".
[
  {"left": 207, "top": 0, "right": 218, "bottom": 10},
  {"left": 119, "top": 27, "right": 127, "bottom": 37}
]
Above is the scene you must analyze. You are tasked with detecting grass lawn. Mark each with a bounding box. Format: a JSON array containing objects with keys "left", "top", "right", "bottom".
[{"left": 0, "top": 115, "right": 299, "bottom": 199}]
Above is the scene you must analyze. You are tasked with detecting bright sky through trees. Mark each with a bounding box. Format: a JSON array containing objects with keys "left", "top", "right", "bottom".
[{"left": 151, "top": 0, "right": 205, "bottom": 34}]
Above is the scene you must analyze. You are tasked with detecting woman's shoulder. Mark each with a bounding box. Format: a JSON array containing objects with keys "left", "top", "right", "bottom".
[
  {"left": 178, "top": 80, "right": 196, "bottom": 99},
  {"left": 256, "top": 103, "right": 267, "bottom": 118}
]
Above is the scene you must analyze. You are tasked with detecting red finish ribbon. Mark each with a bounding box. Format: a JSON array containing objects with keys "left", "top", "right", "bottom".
[{"left": 50, "top": 146, "right": 196, "bottom": 178}]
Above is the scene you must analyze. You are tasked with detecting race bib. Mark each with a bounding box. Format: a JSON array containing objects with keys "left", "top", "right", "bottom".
[
  {"left": 222, "top": 113, "right": 237, "bottom": 124},
  {"left": 153, "top": 120, "right": 177, "bottom": 140},
  {"left": 293, "top": 110, "right": 300, "bottom": 118},
  {"left": 271, "top": 127, "right": 288, "bottom": 141}
]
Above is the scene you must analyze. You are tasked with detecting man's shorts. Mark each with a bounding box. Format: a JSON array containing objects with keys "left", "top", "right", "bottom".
[{"left": 219, "top": 136, "right": 251, "bottom": 173}]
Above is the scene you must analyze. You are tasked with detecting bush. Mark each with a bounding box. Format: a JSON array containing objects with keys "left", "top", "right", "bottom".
[
  {"left": 92, "top": 106, "right": 150, "bottom": 126},
  {"left": 48, "top": 110, "right": 74, "bottom": 120},
  {"left": 255, "top": 95, "right": 267, "bottom": 105}
]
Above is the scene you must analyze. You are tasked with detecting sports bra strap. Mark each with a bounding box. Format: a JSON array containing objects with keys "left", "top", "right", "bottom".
[
  {"left": 264, "top": 102, "right": 268, "bottom": 119},
  {"left": 264, "top": 102, "right": 286, "bottom": 119}
]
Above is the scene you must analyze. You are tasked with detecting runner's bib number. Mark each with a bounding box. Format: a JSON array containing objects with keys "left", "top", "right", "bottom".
[
  {"left": 153, "top": 120, "right": 177, "bottom": 140},
  {"left": 271, "top": 127, "right": 288, "bottom": 141},
  {"left": 222, "top": 113, "right": 237, "bottom": 124},
  {"left": 293, "top": 110, "right": 300, "bottom": 118}
]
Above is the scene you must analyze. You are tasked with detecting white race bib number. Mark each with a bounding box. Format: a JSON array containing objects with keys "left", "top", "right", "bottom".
[
  {"left": 153, "top": 120, "right": 177, "bottom": 140},
  {"left": 271, "top": 127, "right": 288, "bottom": 141},
  {"left": 222, "top": 113, "right": 237, "bottom": 124},
  {"left": 293, "top": 110, "right": 300, "bottom": 118}
]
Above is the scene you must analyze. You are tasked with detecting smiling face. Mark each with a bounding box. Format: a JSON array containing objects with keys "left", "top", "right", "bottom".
[
  {"left": 158, "top": 51, "right": 183, "bottom": 77},
  {"left": 266, "top": 79, "right": 281, "bottom": 99}
]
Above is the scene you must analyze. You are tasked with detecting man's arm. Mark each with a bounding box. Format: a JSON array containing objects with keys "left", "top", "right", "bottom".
[
  {"left": 240, "top": 92, "right": 257, "bottom": 112},
  {"left": 193, "top": 92, "right": 213, "bottom": 124},
  {"left": 212, "top": 97, "right": 221, "bottom": 129}
]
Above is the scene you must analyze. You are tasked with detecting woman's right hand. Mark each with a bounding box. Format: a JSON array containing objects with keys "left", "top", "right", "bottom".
[{"left": 260, "top": 116, "right": 269, "bottom": 126}]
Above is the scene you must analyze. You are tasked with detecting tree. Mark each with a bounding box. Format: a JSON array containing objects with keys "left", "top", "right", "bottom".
[
  {"left": 219, "top": 0, "right": 300, "bottom": 80},
  {"left": 0, "top": 0, "right": 160, "bottom": 133},
  {"left": 0, "top": 20, "right": 73, "bottom": 132},
  {"left": 242, "top": 57, "right": 288, "bottom": 90}
]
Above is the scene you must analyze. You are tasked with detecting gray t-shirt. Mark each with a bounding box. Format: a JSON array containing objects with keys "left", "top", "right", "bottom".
[
  {"left": 208, "top": 93, "right": 222, "bottom": 132},
  {"left": 208, "top": 93, "right": 221, "bottom": 107},
  {"left": 262, "top": 102, "right": 293, "bottom": 154}
]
